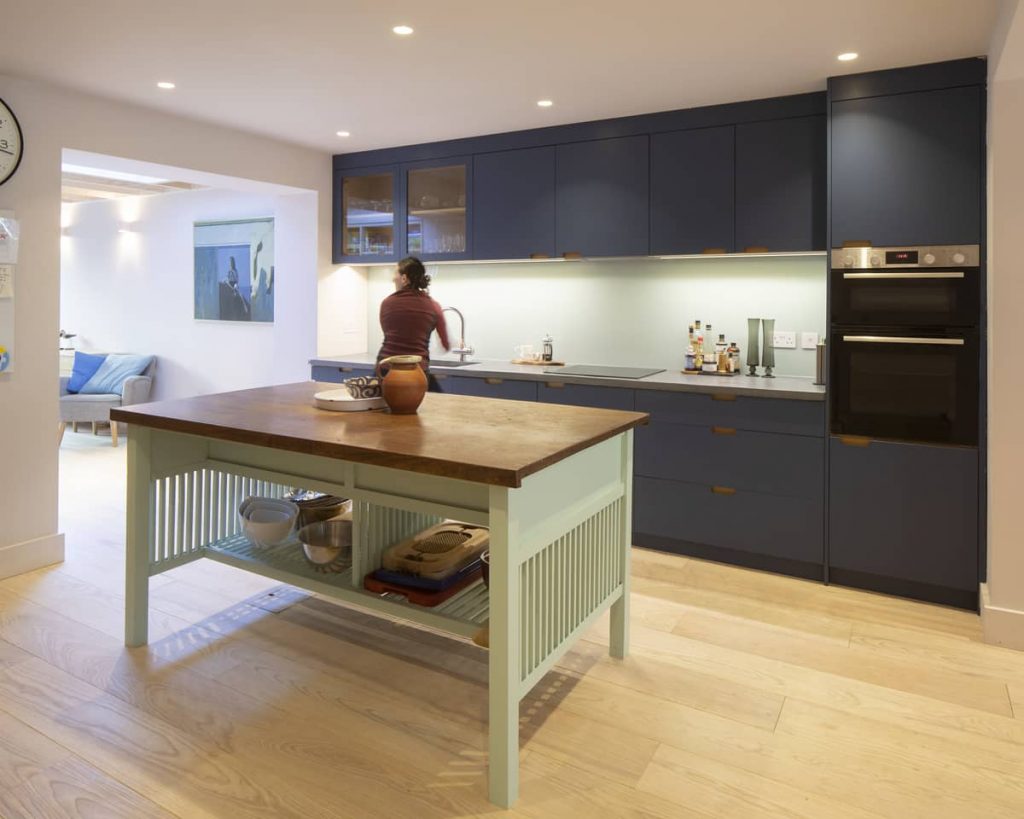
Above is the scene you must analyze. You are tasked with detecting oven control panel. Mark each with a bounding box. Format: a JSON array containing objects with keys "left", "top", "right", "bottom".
[{"left": 831, "top": 245, "right": 980, "bottom": 269}]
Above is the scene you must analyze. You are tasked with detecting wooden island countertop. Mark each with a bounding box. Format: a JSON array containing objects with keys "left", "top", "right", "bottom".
[{"left": 112, "top": 381, "right": 649, "bottom": 488}]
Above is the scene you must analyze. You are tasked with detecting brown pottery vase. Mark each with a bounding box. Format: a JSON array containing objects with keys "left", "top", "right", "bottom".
[{"left": 376, "top": 355, "right": 428, "bottom": 414}]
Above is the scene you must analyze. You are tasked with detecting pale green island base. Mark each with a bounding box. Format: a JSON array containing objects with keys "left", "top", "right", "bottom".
[{"left": 123, "top": 423, "right": 633, "bottom": 808}]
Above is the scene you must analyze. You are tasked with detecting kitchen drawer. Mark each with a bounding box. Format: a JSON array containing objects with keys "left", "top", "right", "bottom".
[
  {"left": 311, "top": 364, "right": 375, "bottom": 383},
  {"left": 438, "top": 375, "right": 538, "bottom": 402},
  {"left": 829, "top": 437, "right": 978, "bottom": 594},
  {"left": 635, "top": 389, "right": 824, "bottom": 437},
  {"left": 537, "top": 382, "right": 634, "bottom": 411},
  {"left": 633, "top": 475, "right": 823, "bottom": 565},
  {"left": 635, "top": 423, "right": 823, "bottom": 499}
]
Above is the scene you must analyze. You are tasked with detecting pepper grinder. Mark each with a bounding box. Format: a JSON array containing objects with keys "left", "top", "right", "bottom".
[
  {"left": 761, "top": 318, "right": 776, "bottom": 378},
  {"left": 746, "top": 318, "right": 761, "bottom": 376}
]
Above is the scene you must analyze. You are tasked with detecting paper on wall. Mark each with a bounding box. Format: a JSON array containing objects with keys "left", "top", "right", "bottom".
[
  {"left": 0, "top": 217, "right": 19, "bottom": 264},
  {"left": 0, "top": 265, "right": 12, "bottom": 298}
]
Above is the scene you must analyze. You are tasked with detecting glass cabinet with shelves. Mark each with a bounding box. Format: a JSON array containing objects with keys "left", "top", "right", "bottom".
[
  {"left": 336, "top": 166, "right": 399, "bottom": 262},
  {"left": 405, "top": 160, "right": 471, "bottom": 260}
]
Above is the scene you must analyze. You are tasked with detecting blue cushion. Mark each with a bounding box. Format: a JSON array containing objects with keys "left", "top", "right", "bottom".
[
  {"left": 67, "top": 352, "right": 107, "bottom": 393},
  {"left": 80, "top": 354, "right": 153, "bottom": 395}
]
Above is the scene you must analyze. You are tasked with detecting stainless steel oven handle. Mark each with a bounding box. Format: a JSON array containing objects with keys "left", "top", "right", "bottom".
[
  {"left": 841, "top": 335, "right": 965, "bottom": 346},
  {"left": 842, "top": 271, "right": 965, "bottom": 279}
]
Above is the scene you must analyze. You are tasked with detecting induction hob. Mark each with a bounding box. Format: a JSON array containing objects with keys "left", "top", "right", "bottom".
[{"left": 542, "top": 365, "right": 665, "bottom": 379}]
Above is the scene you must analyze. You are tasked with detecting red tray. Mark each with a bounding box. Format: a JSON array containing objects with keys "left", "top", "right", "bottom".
[{"left": 363, "top": 566, "right": 483, "bottom": 607}]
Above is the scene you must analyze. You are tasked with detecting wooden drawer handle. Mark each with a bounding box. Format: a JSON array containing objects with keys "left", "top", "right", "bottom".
[
  {"left": 711, "top": 393, "right": 736, "bottom": 402},
  {"left": 839, "top": 435, "right": 872, "bottom": 448},
  {"left": 743, "top": 245, "right": 770, "bottom": 254},
  {"left": 711, "top": 426, "right": 736, "bottom": 436},
  {"left": 485, "top": 377, "right": 504, "bottom": 385},
  {"left": 841, "top": 239, "right": 872, "bottom": 248},
  {"left": 339, "top": 366, "right": 355, "bottom": 373},
  {"left": 711, "top": 485, "right": 737, "bottom": 496},
  {"left": 530, "top": 252, "right": 550, "bottom": 260},
  {"left": 702, "top": 247, "right": 727, "bottom": 255},
  {"left": 545, "top": 382, "right": 565, "bottom": 389},
  {"left": 562, "top": 251, "right": 584, "bottom": 260},
  {"left": 432, "top": 373, "right": 448, "bottom": 381}
]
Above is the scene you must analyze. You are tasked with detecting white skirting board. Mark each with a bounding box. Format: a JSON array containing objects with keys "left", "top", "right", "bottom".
[
  {"left": 980, "top": 582, "right": 1024, "bottom": 651},
  {"left": 0, "top": 532, "right": 65, "bottom": 580}
]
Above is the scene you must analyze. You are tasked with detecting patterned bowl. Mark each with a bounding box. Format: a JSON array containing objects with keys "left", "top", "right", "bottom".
[{"left": 344, "top": 375, "right": 382, "bottom": 399}]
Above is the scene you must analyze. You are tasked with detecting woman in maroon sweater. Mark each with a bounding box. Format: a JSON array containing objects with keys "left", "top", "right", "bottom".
[{"left": 378, "top": 257, "right": 450, "bottom": 390}]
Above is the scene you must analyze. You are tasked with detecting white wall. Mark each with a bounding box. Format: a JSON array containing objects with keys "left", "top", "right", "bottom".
[
  {"left": 61, "top": 187, "right": 317, "bottom": 401},
  {"left": 0, "top": 72, "right": 360, "bottom": 578},
  {"left": 984, "top": 0, "right": 1024, "bottom": 647},
  {"left": 362, "top": 257, "right": 826, "bottom": 376}
]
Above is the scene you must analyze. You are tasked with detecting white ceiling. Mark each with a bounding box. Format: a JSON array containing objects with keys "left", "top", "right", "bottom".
[{"left": 0, "top": 1, "right": 1000, "bottom": 154}]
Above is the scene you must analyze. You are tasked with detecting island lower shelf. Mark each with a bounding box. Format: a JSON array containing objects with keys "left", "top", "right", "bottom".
[{"left": 205, "top": 530, "right": 491, "bottom": 638}]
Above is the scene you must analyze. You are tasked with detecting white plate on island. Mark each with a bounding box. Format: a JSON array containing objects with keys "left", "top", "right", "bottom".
[{"left": 313, "top": 388, "right": 386, "bottom": 412}]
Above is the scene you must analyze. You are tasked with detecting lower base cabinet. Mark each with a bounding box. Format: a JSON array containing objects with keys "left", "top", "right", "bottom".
[
  {"left": 438, "top": 375, "right": 538, "bottom": 401},
  {"left": 311, "top": 364, "right": 375, "bottom": 382},
  {"left": 828, "top": 437, "right": 979, "bottom": 609}
]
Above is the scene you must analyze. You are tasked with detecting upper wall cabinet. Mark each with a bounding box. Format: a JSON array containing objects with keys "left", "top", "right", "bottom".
[
  {"left": 334, "top": 165, "right": 400, "bottom": 264},
  {"left": 473, "top": 147, "right": 556, "bottom": 260},
  {"left": 404, "top": 158, "right": 472, "bottom": 261},
  {"left": 735, "top": 116, "right": 826, "bottom": 252},
  {"left": 556, "top": 136, "right": 650, "bottom": 257},
  {"left": 831, "top": 86, "right": 982, "bottom": 247},
  {"left": 650, "top": 126, "right": 735, "bottom": 255}
]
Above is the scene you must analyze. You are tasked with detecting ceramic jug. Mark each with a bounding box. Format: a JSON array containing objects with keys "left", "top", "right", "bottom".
[{"left": 376, "top": 355, "right": 428, "bottom": 414}]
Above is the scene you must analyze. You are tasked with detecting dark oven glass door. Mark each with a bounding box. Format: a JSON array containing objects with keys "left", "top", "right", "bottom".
[
  {"left": 830, "top": 330, "right": 979, "bottom": 445},
  {"left": 831, "top": 267, "right": 980, "bottom": 328}
]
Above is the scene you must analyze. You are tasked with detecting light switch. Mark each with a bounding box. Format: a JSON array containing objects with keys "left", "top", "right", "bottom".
[{"left": 801, "top": 331, "right": 819, "bottom": 349}]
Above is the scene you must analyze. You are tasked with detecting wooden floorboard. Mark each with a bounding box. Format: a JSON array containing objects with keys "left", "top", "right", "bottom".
[{"left": 0, "top": 434, "right": 1015, "bottom": 817}]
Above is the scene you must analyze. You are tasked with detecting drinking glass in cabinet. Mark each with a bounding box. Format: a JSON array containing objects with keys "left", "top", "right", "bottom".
[
  {"left": 407, "top": 164, "right": 466, "bottom": 256},
  {"left": 342, "top": 173, "right": 395, "bottom": 257}
]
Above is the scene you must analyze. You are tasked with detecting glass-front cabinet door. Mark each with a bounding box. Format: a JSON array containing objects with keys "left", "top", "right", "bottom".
[
  {"left": 335, "top": 165, "right": 399, "bottom": 263},
  {"left": 405, "top": 158, "right": 472, "bottom": 260}
]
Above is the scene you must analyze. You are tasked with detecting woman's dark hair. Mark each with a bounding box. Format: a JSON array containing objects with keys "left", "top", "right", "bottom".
[{"left": 398, "top": 256, "right": 431, "bottom": 290}]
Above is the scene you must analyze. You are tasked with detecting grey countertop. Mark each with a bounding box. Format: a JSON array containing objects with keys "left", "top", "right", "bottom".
[{"left": 310, "top": 353, "right": 826, "bottom": 402}]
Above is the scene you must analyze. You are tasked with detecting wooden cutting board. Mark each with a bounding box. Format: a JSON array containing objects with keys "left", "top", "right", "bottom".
[{"left": 511, "top": 359, "right": 566, "bottom": 366}]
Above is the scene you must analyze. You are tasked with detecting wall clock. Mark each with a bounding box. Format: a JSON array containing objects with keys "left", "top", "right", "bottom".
[{"left": 0, "top": 97, "right": 23, "bottom": 186}]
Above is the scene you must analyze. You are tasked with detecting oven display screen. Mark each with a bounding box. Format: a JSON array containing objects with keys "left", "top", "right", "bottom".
[{"left": 885, "top": 250, "right": 919, "bottom": 264}]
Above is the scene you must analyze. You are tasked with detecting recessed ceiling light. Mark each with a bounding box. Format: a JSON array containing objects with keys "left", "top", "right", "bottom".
[
  {"left": 392, "top": 25, "right": 414, "bottom": 36},
  {"left": 157, "top": 81, "right": 176, "bottom": 90},
  {"left": 537, "top": 99, "right": 554, "bottom": 108},
  {"left": 336, "top": 131, "right": 351, "bottom": 138},
  {"left": 837, "top": 52, "right": 858, "bottom": 62}
]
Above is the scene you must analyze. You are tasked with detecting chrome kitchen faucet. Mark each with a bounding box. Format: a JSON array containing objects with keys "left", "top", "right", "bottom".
[{"left": 442, "top": 306, "right": 475, "bottom": 362}]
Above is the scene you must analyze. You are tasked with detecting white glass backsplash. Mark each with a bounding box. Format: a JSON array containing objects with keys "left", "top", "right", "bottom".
[{"left": 364, "top": 256, "right": 826, "bottom": 377}]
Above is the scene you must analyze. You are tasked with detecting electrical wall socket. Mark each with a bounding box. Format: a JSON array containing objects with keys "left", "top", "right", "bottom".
[
  {"left": 801, "top": 331, "right": 819, "bottom": 349},
  {"left": 772, "top": 330, "right": 797, "bottom": 349}
]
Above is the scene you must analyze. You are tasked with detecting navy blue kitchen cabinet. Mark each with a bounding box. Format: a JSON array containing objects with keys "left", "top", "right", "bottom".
[
  {"left": 473, "top": 147, "right": 556, "bottom": 260},
  {"left": 555, "top": 136, "right": 650, "bottom": 257},
  {"left": 333, "top": 165, "right": 401, "bottom": 264},
  {"left": 735, "top": 116, "right": 826, "bottom": 252},
  {"left": 635, "top": 389, "right": 825, "bottom": 437},
  {"left": 437, "top": 374, "right": 538, "bottom": 402},
  {"left": 403, "top": 157, "right": 472, "bottom": 261},
  {"left": 830, "top": 85, "right": 983, "bottom": 247},
  {"left": 650, "top": 126, "right": 735, "bottom": 255},
  {"left": 828, "top": 437, "right": 979, "bottom": 608},
  {"left": 537, "top": 382, "right": 635, "bottom": 411},
  {"left": 312, "top": 363, "right": 376, "bottom": 383}
]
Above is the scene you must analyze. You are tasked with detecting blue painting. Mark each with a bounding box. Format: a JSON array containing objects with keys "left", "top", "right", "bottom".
[{"left": 194, "top": 218, "right": 274, "bottom": 322}]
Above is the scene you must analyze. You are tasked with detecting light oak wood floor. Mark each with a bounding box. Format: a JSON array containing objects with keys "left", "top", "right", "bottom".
[{"left": 0, "top": 433, "right": 1020, "bottom": 817}]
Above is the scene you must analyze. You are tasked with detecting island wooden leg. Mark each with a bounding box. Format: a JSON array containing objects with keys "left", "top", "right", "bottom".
[
  {"left": 487, "top": 486, "right": 519, "bottom": 808},
  {"left": 610, "top": 430, "right": 633, "bottom": 659},
  {"left": 125, "top": 425, "right": 152, "bottom": 646}
]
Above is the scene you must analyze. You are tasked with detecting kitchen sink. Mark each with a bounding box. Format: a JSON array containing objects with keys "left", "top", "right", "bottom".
[{"left": 431, "top": 360, "right": 478, "bottom": 368}]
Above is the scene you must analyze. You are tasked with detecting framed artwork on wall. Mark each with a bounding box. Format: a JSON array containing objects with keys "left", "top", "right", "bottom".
[{"left": 194, "top": 217, "right": 274, "bottom": 322}]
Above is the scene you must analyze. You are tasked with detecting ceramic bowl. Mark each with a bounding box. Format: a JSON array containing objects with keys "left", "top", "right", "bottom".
[
  {"left": 297, "top": 519, "right": 354, "bottom": 571},
  {"left": 344, "top": 375, "right": 382, "bottom": 399},
  {"left": 238, "top": 497, "right": 299, "bottom": 548}
]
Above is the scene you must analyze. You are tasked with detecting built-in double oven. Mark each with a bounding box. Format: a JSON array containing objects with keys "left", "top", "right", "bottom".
[{"left": 829, "top": 245, "right": 981, "bottom": 446}]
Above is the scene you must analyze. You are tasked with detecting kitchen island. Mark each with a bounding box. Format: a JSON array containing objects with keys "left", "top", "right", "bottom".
[{"left": 111, "top": 382, "right": 647, "bottom": 808}]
